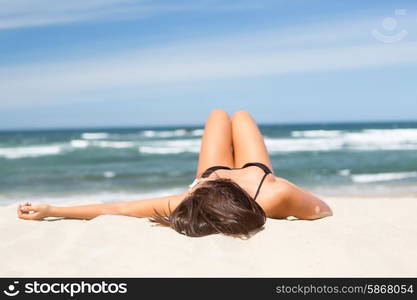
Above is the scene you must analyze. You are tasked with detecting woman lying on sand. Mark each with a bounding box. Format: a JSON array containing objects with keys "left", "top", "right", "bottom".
[{"left": 17, "top": 109, "right": 332, "bottom": 237}]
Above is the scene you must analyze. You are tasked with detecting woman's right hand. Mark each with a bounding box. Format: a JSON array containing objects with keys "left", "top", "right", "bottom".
[{"left": 17, "top": 202, "right": 51, "bottom": 220}]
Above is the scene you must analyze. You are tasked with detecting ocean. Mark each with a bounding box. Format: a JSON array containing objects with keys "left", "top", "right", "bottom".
[{"left": 1, "top": 121, "right": 417, "bottom": 205}]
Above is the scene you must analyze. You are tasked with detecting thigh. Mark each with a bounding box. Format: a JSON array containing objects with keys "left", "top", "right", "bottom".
[
  {"left": 231, "top": 110, "right": 274, "bottom": 172},
  {"left": 196, "top": 109, "right": 234, "bottom": 178}
]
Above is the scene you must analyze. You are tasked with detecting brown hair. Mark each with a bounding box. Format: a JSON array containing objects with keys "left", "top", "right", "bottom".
[{"left": 149, "top": 178, "right": 266, "bottom": 238}]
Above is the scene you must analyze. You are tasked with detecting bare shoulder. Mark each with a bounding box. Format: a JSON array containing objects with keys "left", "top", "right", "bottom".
[
  {"left": 275, "top": 176, "right": 308, "bottom": 192},
  {"left": 261, "top": 176, "right": 333, "bottom": 220},
  {"left": 256, "top": 176, "right": 292, "bottom": 218}
]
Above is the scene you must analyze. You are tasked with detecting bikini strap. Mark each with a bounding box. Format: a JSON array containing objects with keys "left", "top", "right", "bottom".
[
  {"left": 201, "top": 165, "right": 232, "bottom": 178},
  {"left": 201, "top": 162, "right": 272, "bottom": 200},
  {"left": 242, "top": 162, "right": 272, "bottom": 174},
  {"left": 253, "top": 172, "right": 269, "bottom": 201}
]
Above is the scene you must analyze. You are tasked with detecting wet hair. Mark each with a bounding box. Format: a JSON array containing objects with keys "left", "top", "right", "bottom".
[{"left": 149, "top": 178, "right": 266, "bottom": 238}]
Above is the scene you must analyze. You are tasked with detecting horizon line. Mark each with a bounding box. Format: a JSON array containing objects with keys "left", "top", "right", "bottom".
[{"left": 1, "top": 119, "right": 417, "bottom": 133}]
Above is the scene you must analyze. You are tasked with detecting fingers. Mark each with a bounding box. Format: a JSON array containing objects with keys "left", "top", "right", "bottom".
[
  {"left": 17, "top": 210, "right": 38, "bottom": 220},
  {"left": 17, "top": 202, "right": 39, "bottom": 220},
  {"left": 20, "top": 205, "right": 35, "bottom": 213},
  {"left": 17, "top": 202, "right": 31, "bottom": 209},
  {"left": 17, "top": 206, "right": 34, "bottom": 220}
]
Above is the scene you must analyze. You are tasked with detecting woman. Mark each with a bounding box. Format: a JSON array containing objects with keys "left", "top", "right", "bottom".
[{"left": 17, "top": 109, "right": 332, "bottom": 237}]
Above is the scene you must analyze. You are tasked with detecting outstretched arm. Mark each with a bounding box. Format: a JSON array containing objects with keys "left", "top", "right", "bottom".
[{"left": 17, "top": 193, "right": 186, "bottom": 221}]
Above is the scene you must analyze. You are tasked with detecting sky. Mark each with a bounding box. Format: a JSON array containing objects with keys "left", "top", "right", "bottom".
[{"left": 0, "top": 0, "right": 416, "bottom": 129}]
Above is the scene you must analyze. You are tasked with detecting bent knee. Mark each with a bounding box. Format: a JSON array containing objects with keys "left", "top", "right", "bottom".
[
  {"left": 209, "top": 109, "right": 229, "bottom": 118},
  {"left": 232, "top": 110, "right": 251, "bottom": 121}
]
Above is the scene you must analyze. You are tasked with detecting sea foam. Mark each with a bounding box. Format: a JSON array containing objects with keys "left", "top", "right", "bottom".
[
  {"left": 351, "top": 171, "right": 417, "bottom": 183},
  {"left": 270, "top": 128, "right": 417, "bottom": 152},
  {"left": 81, "top": 132, "right": 109, "bottom": 140},
  {"left": 0, "top": 145, "right": 63, "bottom": 159},
  {"left": 3, "top": 128, "right": 417, "bottom": 161}
]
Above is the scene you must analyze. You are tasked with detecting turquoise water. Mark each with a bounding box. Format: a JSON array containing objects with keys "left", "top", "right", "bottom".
[{"left": 1, "top": 121, "right": 417, "bottom": 204}]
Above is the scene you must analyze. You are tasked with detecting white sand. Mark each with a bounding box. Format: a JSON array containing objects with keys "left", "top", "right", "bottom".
[{"left": 1, "top": 196, "right": 416, "bottom": 277}]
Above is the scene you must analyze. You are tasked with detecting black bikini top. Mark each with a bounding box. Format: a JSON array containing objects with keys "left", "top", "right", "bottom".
[{"left": 200, "top": 162, "right": 273, "bottom": 201}]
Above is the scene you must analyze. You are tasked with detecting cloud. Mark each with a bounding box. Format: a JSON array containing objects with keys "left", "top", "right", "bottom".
[
  {"left": 1, "top": 8, "right": 417, "bottom": 108},
  {"left": 0, "top": 0, "right": 261, "bottom": 30},
  {"left": 2, "top": 42, "right": 417, "bottom": 108}
]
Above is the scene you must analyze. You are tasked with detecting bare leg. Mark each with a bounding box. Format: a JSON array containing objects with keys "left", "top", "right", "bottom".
[
  {"left": 196, "top": 109, "right": 234, "bottom": 178},
  {"left": 231, "top": 110, "right": 274, "bottom": 173}
]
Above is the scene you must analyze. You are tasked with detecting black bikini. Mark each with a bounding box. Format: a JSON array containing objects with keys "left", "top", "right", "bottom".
[{"left": 200, "top": 162, "right": 273, "bottom": 201}]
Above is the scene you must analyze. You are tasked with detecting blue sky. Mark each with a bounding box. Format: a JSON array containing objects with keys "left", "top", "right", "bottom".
[{"left": 0, "top": 0, "right": 416, "bottom": 129}]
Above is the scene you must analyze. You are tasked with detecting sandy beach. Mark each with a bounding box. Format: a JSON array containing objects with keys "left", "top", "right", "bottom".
[{"left": 1, "top": 195, "right": 416, "bottom": 277}]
